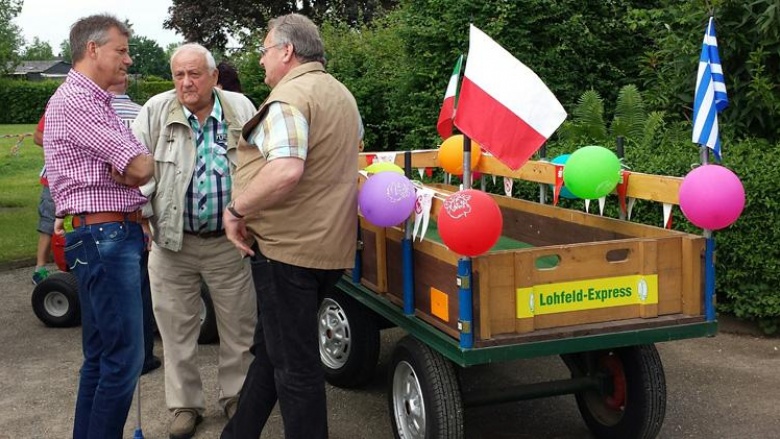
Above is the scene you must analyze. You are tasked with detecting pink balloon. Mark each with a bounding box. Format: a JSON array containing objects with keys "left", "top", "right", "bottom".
[
  {"left": 679, "top": 165, "right": 745, "bottom": 230},
  {"left": 358, "top": 171, "right": 417, "bottom": 227}
]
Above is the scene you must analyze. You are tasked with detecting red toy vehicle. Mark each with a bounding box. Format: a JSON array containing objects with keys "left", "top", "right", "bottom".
[{"left": 31, "top": 233, "right": 219, "bottom": 344}]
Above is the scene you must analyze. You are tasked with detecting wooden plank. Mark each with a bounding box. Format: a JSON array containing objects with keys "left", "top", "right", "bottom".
[
  {"left": 476, "top": 253, "right": 516, "bottom": 338},
  {"left": 474, "top": 258, "right": 493, "bottom": 340},
  {"left": 681, "top": 236, "right": 705, "bottom": 315},
  {"left": 520, "top": 240, "right": 646, "bottom": 285},
  {"left": 427, "top": 183, "right": 688, "bottom": 240},
  {"left": 534, "top": 305, "right": 641, "bottom": 329},
  {"left": 473, "top": 314, "right": 705, "bottom": 348},
  {"left": 360, "top": 151, "right": 684, "bottom": 204},
  {"left": 638, "top": 240, "right": 659, "bottom": 318},
  {"left": 656, "top": 237, "right": 683, "bottom": 315}
]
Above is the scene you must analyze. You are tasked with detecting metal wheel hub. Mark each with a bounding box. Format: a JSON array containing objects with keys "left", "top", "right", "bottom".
[
  {"left": 318, "top": 298, "right": 351, "bottom": 369},
  {"left": 43, "top": 291, "right": 69, "bottom": 317},
  {"left": 583, "top": 352, "right": 627, "bottom": 426},
  {"left": 392, "top": 360, "right": 426, "bottom": 439}
]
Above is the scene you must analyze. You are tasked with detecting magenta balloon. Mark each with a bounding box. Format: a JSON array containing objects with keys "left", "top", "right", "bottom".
[
  {"left": 358, "top": 171, "right": 417, "bottom": 227},
  {"left": 679, "top": 165, "right": 745, "bottom": 230}
]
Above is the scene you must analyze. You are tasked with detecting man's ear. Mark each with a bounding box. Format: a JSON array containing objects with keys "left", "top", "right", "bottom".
[{"left": 86, "top": 41, "right": 98, "bottom": 59}]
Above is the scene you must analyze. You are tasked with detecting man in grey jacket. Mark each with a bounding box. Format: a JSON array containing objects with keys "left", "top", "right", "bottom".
[{"left": 132, "top": 43, "right": 257, "bottom": 439}]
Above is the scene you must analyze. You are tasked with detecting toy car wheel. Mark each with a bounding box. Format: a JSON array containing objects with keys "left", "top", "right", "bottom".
[
  {"left": 31, "top": 272, "right": 80, "bottom": 328},
  {"left": 318, "top": 287, "right": 380, "bottom": 388},
  {"left": 388, "top": 335, "right": 464, "bottom": 439},
  {"left": 197, "top": 283, "right": 219, "bottom": 344},
  {"left": 564, "top": 344, "right": 666, "bottom": 439}
]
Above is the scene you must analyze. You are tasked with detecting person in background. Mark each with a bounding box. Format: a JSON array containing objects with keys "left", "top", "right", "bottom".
[
  {"left": 107, "top": 78, "right": 162, "bottom": 376},
  {"left": 221, "top": 13, "right": 362, "bottom": 439},
  {"left": 216, "top": 61, "right": 257, "bottom": 107},
  {"left": 43, "top": 14, "right": 154, "bottom": 438},
  {"left": 216, "top": 61, "right": 243, "bottom": 93},
  {"left": 32, "top": 114, "right": 53, "bottom": 285},
  {"left": 132, "top": 43, "right": 257, "bottom": 439}
]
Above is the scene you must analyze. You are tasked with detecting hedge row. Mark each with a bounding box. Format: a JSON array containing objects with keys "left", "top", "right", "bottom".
[{"left": 0, "top": 79, "right": 174, "bottom": 123}]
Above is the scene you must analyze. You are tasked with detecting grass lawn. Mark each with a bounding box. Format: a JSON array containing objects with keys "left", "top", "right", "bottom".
[{"left": 0, "top": 124, "right": 42, "bottom": 265}]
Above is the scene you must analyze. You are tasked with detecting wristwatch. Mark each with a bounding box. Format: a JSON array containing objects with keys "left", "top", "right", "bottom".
[{"left": 227, "top": 200, "right": 245, "bottom": 219}]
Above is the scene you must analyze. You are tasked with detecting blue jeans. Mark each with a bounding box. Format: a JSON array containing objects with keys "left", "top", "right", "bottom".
[
  {"left": 65, "top": 220, "right": 145, "bottom": 439},
  {"left": 140, "top": 250, "right": 155, "bottom": 365},
  {"left": 221, "top": 250, "right": 343, "bottom": 439}
]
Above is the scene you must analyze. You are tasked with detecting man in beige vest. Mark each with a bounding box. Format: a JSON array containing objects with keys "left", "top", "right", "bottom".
[{"left": 221, "top": 13, "right": 361, "bottom": 439}]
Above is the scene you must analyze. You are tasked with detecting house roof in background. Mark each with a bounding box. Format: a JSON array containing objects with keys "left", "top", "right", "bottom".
[{"left": 10, "top": 59, "right": 71, "bottom": 75}]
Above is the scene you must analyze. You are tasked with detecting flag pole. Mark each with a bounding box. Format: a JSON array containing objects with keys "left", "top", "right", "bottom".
[
  {"left": 700, "top": 147, "right": 716, "bottom": 322},
  {"left": 693, "top": 15, "right": 726, "bottom": 323},
  {"left": 538, "top": 145, "right": 548, "bottom": 204},
  {"left": 457, "top": 137, "right": 474, "bottom": 349}
]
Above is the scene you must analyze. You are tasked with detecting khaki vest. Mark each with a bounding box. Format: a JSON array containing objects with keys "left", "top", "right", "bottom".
[{"left": 234, "top": 62, "right": 360, "bottom": 269}]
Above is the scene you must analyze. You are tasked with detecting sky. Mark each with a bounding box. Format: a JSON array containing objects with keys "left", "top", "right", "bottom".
[{"left": 14, "top": 0, "right": 183, "bottom": 52}]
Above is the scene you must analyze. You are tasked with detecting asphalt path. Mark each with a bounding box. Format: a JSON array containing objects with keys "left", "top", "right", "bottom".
[{"left": 0, "top": 265, "right": 777, "bottom": 438}]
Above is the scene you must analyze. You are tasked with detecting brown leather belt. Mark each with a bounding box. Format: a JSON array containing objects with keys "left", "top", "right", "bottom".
[
  {"left": 71, "top": 210, "right": 144, "bottom": 228},
  {"left": 183, "top": 229, "right": 226, "bottom": 239}
]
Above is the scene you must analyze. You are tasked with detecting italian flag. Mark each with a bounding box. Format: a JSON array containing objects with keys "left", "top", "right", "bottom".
[
  {"left": 454, "top": 25, "right": 567, "bottom": 170},
  {"left": 436, "top": 54, "right": 464, "bottom": 140}
]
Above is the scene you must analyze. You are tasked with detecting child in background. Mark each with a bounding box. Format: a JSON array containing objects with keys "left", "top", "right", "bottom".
[{"left": 32, "top": 114, "right": 53, "bottom": 285}]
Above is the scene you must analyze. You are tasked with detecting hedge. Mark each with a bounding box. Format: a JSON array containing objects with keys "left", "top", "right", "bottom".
[{"left": 0, "top": 78, "right": 174, "bottom": 124}]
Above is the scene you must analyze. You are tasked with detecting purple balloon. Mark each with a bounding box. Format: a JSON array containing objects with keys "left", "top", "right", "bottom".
[
  {"left": 359, "top": 171, "right": 417, "bottom": 227},
  {"left": 679, "top": 164, "right": 745, "bottom": 230}
]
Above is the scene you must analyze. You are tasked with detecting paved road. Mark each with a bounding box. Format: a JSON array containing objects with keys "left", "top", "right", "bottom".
[{"left": 0, "top": 265, "right": 778, "bottom": 438}]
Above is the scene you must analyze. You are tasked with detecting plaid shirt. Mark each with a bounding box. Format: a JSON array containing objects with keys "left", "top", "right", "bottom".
[
  {"left": 183, "top": 94, "right": 231, "bottom": 232},
  {"left": 247, "top": 102, "right": 309, "bottom": 161},
  {"left": 43, "top": 70, "right": 149, "bottom": 216}
]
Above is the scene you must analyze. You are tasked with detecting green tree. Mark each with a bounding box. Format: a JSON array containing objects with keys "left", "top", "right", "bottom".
[
  {"left": 21, "top": 37, "right": 54, "bottom": 60},
  {"left": 163, "top": 0, "right": 399, "bottom": 51},
  {"left": 129, "top": 36, "right": 170, "bottom": 79},
  {"left": 630, "top": 0, "right": 780, "bottom": 142},
  {"left": 0, "top": 0, "right": 24, "bottom": 73},
  {"left": 58, "top": 39, "right": 71, "bottom": 62}
]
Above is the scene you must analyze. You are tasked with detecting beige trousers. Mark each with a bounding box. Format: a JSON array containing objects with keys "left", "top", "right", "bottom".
[{"left": 148, "top": 234, "right": 256, "bottom": 413}]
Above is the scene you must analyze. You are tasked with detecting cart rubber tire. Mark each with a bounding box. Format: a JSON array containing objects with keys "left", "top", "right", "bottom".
[
  {"left": 197, "top": 283, "right": 219, "bottom": 344},
  {"left": 318, "top": 288, "right": 380, "bottom": 388},
  {"left": 571, "top": 344, "right": 666, "bottom": 439},
  {"left": 31, "top": 272, "right": 80, "bottom": 328},
  {"left": 388, "top": 335, "right": 464, "bottom": 439}
]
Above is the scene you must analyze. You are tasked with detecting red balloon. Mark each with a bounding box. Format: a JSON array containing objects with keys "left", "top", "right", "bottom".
[{"left": 438, "top": 189, "right": 503, "bottom": 257}]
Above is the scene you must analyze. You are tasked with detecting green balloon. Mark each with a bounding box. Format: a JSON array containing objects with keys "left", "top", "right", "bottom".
[
  {"left": 562, "top": 145, "right": 621, "bottom": 199},
  {"left": 365, "top": 162, "right": 404, "bottom": 175}
]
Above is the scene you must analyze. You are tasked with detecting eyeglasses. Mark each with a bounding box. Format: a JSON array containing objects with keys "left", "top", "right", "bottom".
[{"left": 258, "top": 43, "right": 286, "bottom": 57}]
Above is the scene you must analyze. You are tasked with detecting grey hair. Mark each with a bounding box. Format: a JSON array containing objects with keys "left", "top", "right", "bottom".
[
  {"left": 170, "top": 43, "right": 217, "bottom": 73},
  {"left": 70, "top": 14, "right": 131, "bottom": 63},
  {"left": 268, "top": 14, "right": 324, "bottom": 64}
]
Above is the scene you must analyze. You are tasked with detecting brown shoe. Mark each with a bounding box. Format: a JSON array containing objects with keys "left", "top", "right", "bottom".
[
  {"left": 224, "top": 396, "right": 239, "bottom": 419},
  {"left": 169, "top": 408, "right": 203, "bottom": 439}
]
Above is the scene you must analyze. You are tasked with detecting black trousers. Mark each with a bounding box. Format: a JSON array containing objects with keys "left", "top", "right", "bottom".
[{"left": 222, "top": 250, "right": 343, "bottom": 439}]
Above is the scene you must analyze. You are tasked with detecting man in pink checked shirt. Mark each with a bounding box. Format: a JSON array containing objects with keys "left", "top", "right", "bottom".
[{"left": 42, "top": 14, "right": 153, "bottom": 439}]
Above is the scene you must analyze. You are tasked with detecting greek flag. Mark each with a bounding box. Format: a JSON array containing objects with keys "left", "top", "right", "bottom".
[{"left": 692, "top": 17, "right": 728, "bottom": 159}]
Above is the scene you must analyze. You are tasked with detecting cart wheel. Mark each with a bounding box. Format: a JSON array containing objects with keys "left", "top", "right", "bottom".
[
  {"left": 197, "top": 283, "right": 219, "bottom": 344},
  {"left": 388, "top": 336, "right": 464, "bottom": 439},
  {"left": 31, "top": 272, "right": 80, "bottom": 328},
  {"left": 568, "top": 344, "right": 666, "bottom": 439},
  {"left": 318, "top": 288, "right": 380, "bottom": 388}
]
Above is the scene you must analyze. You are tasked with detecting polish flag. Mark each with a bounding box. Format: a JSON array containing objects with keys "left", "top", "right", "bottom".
[
  {"left": 437, "top": 54, "right": 464, "bottom": 140},
  {"left": 454, "top": 25, "right": 567, "bottom": 170}
]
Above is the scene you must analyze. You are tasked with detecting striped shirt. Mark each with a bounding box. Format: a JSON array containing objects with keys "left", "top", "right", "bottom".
[
  {"left": 111, "top": 94, "right": 142, "bottom": 128},
  {"left": 247, "top": 102, "right": 309, "bottom": 161},
  {"left": 43, "top": 70, "right": 149, "bottom": 216},
  {"left": 183, "top": 93, "right": 231, "bottom": 233}
]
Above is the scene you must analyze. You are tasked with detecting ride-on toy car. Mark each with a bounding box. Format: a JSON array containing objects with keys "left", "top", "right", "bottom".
[{"left": 31, "top": 232, "right": 219, "bottom": 344}]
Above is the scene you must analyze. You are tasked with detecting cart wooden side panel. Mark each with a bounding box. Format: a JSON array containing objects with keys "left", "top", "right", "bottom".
[{"left": 354, "top": 156, "right": 705, "bottom": 348}]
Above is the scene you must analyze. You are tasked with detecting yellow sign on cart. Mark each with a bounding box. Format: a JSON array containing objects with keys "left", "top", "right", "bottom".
[{"left": 516, "top": 274, "right": 658, "bottom": 318}]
